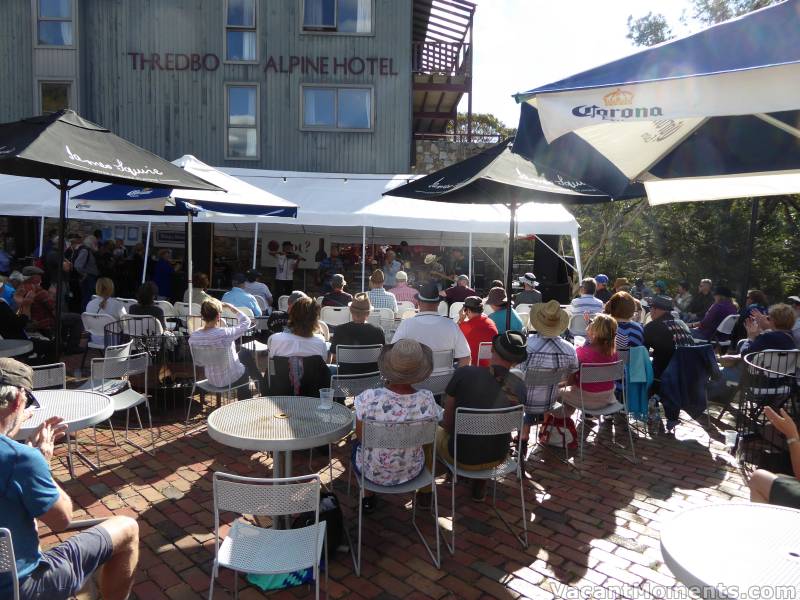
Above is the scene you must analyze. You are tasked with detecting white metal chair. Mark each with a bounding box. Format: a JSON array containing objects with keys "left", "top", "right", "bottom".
[
  {"left": 278, "top": 295, "right": 290, "bottom": 312},
  {"left": 575, "top": 361, "right": 636, "bottom": 463},
  {"left": 186, "top": 343, "right": 255, "bottom": 424},
  {"left": 437, "top": 302, "right": 448, "bottom": 316},
  {"left": 336, "top": 344, "right": 383, "bottom": 368},
  {"left": 174, "top": 301, "right": 201, "bottom": 317},
  {"left": 108, "top": 352, "right": 155, "bottom": 453},
  {"left": 320, "top": 306, "right": 351, "bottom": 327},
  {"left": 80, "top": 312, "right": 116, "bottom": 369},
  {"left": 515, "top": 303, "right": 532, "bottom": 315},
  {"left": 254, "top": 295, "right": 268, "bottom": 311},
  {"left": 448, "top": 302, "right": 464, "bottom": 320},
  {"left": 396, "top": 301, "right": 416, "bottom": 314},
  {"left": 122, "top": 314, "right": 163, "bottom": 336},
  {"left": 413, "top": 350, "right": 455, "bottom": 396},
  {"left": 116, "top": 298, "right": 138, "bottom": 311},
  {"left": 210, "top": 472, "right": 327, "bottom": 600},
  {"left": 399, "top": 309, "right": 417, "bottom": 320},
  {"left": 440, "top": 405, "right": 527, "bottom": 554},
  {"left": 31, "top": 362, "right": 66, "bottom": 390},
  {"left": 523, "top": 365, "right": 576, "bottom": 462},
  {"left": 476, "top": 342, "right": 493, "bottom": 366},
  {"left": 349, "top": 417, "right": 440, "bottom": 576},
  {"left": 568, "top": 313, "right": 589, "bottom": 336},
  {"left": 330, "top": 371, "right": 382, "bottom": 405},
  {"left": 154, "top": 300, "right": 176, "bottom": 318},
  {"left": 0, "top": 528, "right": 19, "bottom": 600},
  {"left": 713, "top": 313, "right": 739, "bottom": 351},
  {"left": 315, "top": 296, "right": 324, "bottom": 306}
]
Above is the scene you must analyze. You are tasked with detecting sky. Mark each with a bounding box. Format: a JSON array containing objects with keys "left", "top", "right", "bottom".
[{"left": 463, "top": 0, "right": 694, "bottom": 128}]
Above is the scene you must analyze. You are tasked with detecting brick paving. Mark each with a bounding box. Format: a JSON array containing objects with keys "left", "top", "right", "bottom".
[{"left": 41, "top": 358, "right": 750, "bottom": 600}]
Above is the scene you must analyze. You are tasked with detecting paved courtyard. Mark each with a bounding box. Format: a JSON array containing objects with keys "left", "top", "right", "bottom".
[{"left": 43, "top": 363, "right": 749, "bottom": 600}]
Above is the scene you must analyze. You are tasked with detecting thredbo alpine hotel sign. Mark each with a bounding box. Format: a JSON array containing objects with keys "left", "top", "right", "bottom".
[{"left": 127, "top": 52, "right": 399, "bottom": 76}]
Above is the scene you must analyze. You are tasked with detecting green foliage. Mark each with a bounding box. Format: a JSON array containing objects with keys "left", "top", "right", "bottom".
[
  {"left": 626, "top": 12, "right": 673, "bottom": 47},
  {"left": 447, "top": 112, "right": 515, "bottom": 140},
  {"left": 691, "top": 0, "right": 776, "bottom": 25}
]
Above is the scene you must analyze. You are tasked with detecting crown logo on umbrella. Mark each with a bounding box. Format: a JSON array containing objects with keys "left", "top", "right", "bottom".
[{"left": 603, "top": 88, "right": 634, "bottom": 106}]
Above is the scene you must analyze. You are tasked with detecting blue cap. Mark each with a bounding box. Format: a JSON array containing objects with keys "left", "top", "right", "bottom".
[{"left": 595, "top": 274, "right": 609, "bottom": 284}]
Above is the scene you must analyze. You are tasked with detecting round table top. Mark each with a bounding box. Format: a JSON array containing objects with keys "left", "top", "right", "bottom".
[
  {"left": 0, "top": 339, "right": 34, "bottom": 358},
  {"left": 660, "top": 503, "right": 800, "bottom": 596},
  {"left": 14, "top": 390, "right": 114, "bottom": 440},
  {"left": 207, "top": 396, "right": 354, "bottom": 452}
]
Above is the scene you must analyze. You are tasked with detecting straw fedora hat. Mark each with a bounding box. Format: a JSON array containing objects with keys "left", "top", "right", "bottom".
[
  {"left": 378, "top": 340, "right": 433, "bottom": 385},
  {"left": 530, "top": 300, "right": 570, "bottom": 337},
  {"left": 613, "top": 277, "right": 630, "bottom": 290},
  {"left": 423, "top": 254, "right": 438, "bottom": 265}
]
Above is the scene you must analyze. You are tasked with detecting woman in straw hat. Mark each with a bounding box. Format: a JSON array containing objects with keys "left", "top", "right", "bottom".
[
  {"left": 352, "top": 339, "right": 437, "bottom": 512},
  {"left": 520, "top": 301, "right": 579, "bottom": 456}
]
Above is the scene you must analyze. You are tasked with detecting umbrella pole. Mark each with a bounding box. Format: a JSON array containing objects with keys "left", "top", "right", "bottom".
[
  {"left": 252, "top": 222, "right": 259, "bottom": 269},
  {"left": 361, "top": 225, "right": 366, "bottom": 293},
  {"left": 39, "top": 216, "right": 45, "bottom": 258},
  {"left": 741, "top": 198, "right": 760, "bottom": 305},
  {"left": 142, "top": 221, "right": 151, "bottom": 284},
  {"left": 187, "top": 213, "right": 193, "bottom": 311},
  {"left": 506, "top": 201, "right": 517, "bottom": 332},
  {"left": 53, "top": 179, "right": 68, "bottom": 360},
  {"left": 468, "top": 231, "right": 472, "bottom": 286}
]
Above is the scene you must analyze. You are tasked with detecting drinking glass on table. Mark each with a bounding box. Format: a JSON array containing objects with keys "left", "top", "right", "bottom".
[{"left": 318, "top": 387, "right": 334, "bottom": 410}]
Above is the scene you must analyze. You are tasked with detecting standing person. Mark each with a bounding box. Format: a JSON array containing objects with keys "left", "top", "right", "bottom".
[
  {"left": 189, "top": 299, "right": 264, "bottom": 398},
  {"left": 441, "top": 274, "right": 476, "bottom": 307},
  {"left": 321, "top": 274, "right": 353, "bottom": 307},
  {"left": 271, "top": 241, "right": 303, "bottom": 305},
  {"left": 329, "top": 293, "right": 385, "bottom": 374},
  {"left": 690, "top": 285, "right": 737, "bottom": 341},
  {"left": 152, "top": 249, "right": 175, "bottom": 301},
  {"left": 570, "top": 278, "right": 604, "bottom": 316},
  {"left": 382, "top": 250, "right": 402, "bottom": 289},
  {"left": 594, "top": 274, "right": 612, "bottom": 303},
  {"left": 73, "top": 235, "right": 99, "bottom": 311},
  {"left": 687, "top": 278, "right": 714, "bottom": 322},
  {"left": 422, "top": 254, "right": 446, "bottom": 289},
  {"left": 388, "top": 271, "right": 418, "bottom": 307},
  {"left": 366, "top": 270, "right": 398, "bottom": 313},
  {"left": 486, "top": 287, "right": 524, "bottom": 334},
  {"left": 0, "top": 358, "right": 140, "bottom": 600},
  {"left": 603, "top": 292, "right": 644, "bottom": 350},
  {"left": 243, "top": 269, "right": 273, "bottom": 310},
  {"left": 222, "top": 272, "right": 262, "bottom": 317},
  {"left": 85, "top": 277, "right": 127, "bottom": 320},
  {"left": 674, "top": 281, "right": 693, "bottom": 317},
  {"left": 446, "top": 248, "right": 468, "bottom": 280},
  {"left": 788, "top": 295, "right": 800, "bottom": 348},
  {"left": 515, "top": 272, "right": 542, "bottom": 305},
  {"left": 457, "top": 296, "right": 498, "bottom": 366},
  {"left": 64, "top": 234, "right": 84, "bottom": 313},
  {"left": 643, "top": 296, "right": 695, "bottom": 379}
]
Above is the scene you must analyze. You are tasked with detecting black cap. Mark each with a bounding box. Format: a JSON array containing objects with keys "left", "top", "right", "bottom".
[
  {"left": 416, "top": 281, "right": 441, "bottom": 303},
  {"left": 492, "top": 331, "right": 528, "bottom": 363},
  {"left": 651, "top": 295, "right": 673, "bottom": 310}
]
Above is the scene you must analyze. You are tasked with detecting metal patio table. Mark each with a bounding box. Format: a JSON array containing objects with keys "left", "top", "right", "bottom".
[
  {"left": 660, "top": 503, "right": 800, "bottom": 598},
  {"left": 15, "top": 389, "right": 113, "bottom": 477},
  {"left": 0, "top": 339, "right": 34, "bottom": 358}
]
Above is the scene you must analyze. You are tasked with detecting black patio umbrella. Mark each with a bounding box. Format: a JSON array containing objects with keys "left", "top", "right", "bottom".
[
  {"left": 384, "top": 137, "right": 632, "bottom": 330},
  {"left": 0, "top": 110, "right": 222, "bottom": 357}
]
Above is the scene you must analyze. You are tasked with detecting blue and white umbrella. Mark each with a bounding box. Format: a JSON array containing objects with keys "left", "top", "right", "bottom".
[
  {"left": 72, "top": 155, "right": 298, "bottom": 305},
  {"left": 512, "top": 0, "right": 800, "bottom": 205}
]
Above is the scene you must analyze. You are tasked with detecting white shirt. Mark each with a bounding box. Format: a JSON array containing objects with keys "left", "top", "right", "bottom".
[
  {"left": 391, "top": 311, "right": 471, "bottom": 360},
  {"left": 85, "top": 296, "right": 127, "bottom": 320},
  {"left": 243, "top": 281, "right": 273, "bottom": 304},
  {"left": 188, "top": 312, "right": 250, "bottom": 387},
  {"left": 792, "top": 320, "right": 800, "bottom": 349},
  {"left": 275, "top": 254, "right": 297, "bottom": 281},
  {"left": 268, "top": 332, "right": 327, "bottom": 360}
]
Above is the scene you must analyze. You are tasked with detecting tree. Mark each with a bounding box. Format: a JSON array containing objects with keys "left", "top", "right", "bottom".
[
  {"left": 626, "top": 12, "right": 673, "bottom": 47},
  {"left": 446, "top": 112, "right": 515, "bottom": 141}
]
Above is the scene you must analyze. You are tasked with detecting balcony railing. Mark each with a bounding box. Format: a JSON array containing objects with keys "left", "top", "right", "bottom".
[{"left": 412, "top": 41, "right": 472, "bottom": 77}]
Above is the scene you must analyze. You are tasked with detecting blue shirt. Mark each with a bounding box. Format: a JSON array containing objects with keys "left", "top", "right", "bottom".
[
  {"left": 222, "top": 287, "right": 262, "bottom": 317},
  {"left": 1, "top": 282, "right": 17, "bottom": 310},
  {"left": 616, "top": 321, "right": 645, "bottom": 349},
  {"left": 488, "top": 308, "right": 524, "bottom": 334},
  {"left": 0, "top": 436, "right": 60, "bottom": 590},
  {"left": 570, "top": 294, "right": 604, "bottom": 315}
]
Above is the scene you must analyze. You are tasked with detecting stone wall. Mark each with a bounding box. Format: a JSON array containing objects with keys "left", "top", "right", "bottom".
[{"left": 413, "top": 139, "right": 494, "bottom": 174}]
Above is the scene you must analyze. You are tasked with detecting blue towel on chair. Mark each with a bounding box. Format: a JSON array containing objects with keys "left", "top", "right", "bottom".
[{"left": 626, "top": 346, "right": 653, "bottom": 420}]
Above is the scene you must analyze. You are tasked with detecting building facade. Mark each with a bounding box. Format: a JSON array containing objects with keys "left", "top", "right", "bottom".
[{"left": 0, "top": 0, "right": 469, "bottom": 174}]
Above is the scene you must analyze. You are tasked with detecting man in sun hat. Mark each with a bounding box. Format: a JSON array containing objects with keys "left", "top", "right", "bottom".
[
  {"left": 392, "top": 281, "right": 470, "bottom": 367},
  {"left": 519, "top": 301, "right": 580, "bottom": 457},
  {"left": 436, "top": 331, "right": 527, "bottom": 501},
  {"left": 457, "top": 296, "right": 498, "bottom": 366},
  {"left": 486, "top": 286, "right": 524, "bottom": 334},
  {"left": 594, "top": 274, "right": 612, "bottom": 303},
  {"left": 422, "top": 253, "right": 446, "bottom": 287},
  {"left": 0, "top": 358, "right": 140, "bottom": 600},
  {"left": 613, "top": 277, "right": 631, "bottom": 293},
  {"left": 322, "top": 273, "right": 353, "bottom": 307},
  {"left": 515, "top": 272, "right": 542, "bottom": 306}
]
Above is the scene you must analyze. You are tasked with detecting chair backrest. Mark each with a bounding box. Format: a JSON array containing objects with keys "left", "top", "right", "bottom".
[
  {"left": 437, "top": 302, "right": 448, "bottom": 316},
  {"left": 397, "top": 301, "right": 416, "bottom": 313},
  {"left": 477, "top": 341, "right": 493, "bottom": 365},
  {"left": 617, "top": 348, "right": 630, "bottom": 365},
  {"left": 81, "top": 312, "right": 116, "bottom": 343},
  {"left": 127, "top": 352, "right": 150, "bottom": 377},
  {"left": 361, "top": 417, "right": 437, "bottom": 450},
  {"left": 278, "top": 295, "right": 289, "bottom": 312},
  {"left": 367, "top": 312, "right": 381, "bottom": 327},
  {"left": 448, "top": 302, "right": 464, "bottom": 320},
  {"left": 31, "top": 363, "right": 66, "bottom": 390},
  {"left": 213, "top": 472, "right": 320, "bottom": 519},
  {"left": 399, "top": 309, "right": 417, "bottom": 320},
  {"left": 254, "top": 316, "right": 270, "bottom": 333},
  {"left": 746, "top": 350, "right": 800, "bottom": 380},
  {"left": 123, "top": 315, "right": 163, "bottom": 336},
  {"left": 515, "top": 303, "right": 532, "bottom": 315},
  {"left": 190, "top": 343, "right": 229, "bottom": 371},
  {"left": 579, "top": 361, "right": 624, "bottom": 385},
  {"left": 315, "top": 296, "right": 323, "bottom": 306},
  {"left": 0, "top": 528, "right": 19, "bottom": 600},
  {"left": 371, "top": 307, "right": 395, "bottom": 322},
  {"left": 90, "top": 353, "right": 130, "bottom": 388},
  {"left": 117, "top": 298, "right": 138, "bottom": 310},
  {"left": 320, "top": 306, "right": 351, "bottom": 326},
  {"left": 330, "top": 371, "right": 382, "bottom": 399},
  {"left": 154, "top": 300, "right": 176, "bottom": 318},
  {"left": 454, "top": 405, "right": 524, "bottom": 438},
  {"left": 524, "top": 365, "right": 576, "bottom": 387},
  {"left": 431, "top": 349, "right": 455, "bottom": 372},
  {"left": 568, "top": 314, "right": 588, "bottom": 336},
  {"left": 254, "top": 295, "right": 268, "bottom": 311},
  {"left": 336, "top": 344, "right": 383, "bottom": 365},
  {"left": 174, "top": 302, "right": 201, "bottom": 317},
  {"left": 104, "top": 340, "right": 132, "bottom": 360},
  {"left": 716, "top": 313, "right": 739, "bottom": 335}
]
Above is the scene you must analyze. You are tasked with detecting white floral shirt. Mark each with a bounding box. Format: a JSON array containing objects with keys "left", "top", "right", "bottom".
[{"left": 354, "top": 387, "right": 437, "bottom": 486}]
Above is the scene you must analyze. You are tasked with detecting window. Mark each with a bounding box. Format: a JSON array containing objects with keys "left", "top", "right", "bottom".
[
  {"left": 226, "top": 85, "right": 259, "bottom": 159},
  {"left": 225, "top": 0, "right": 257, "bottom": 62},
  {"left": 303, "top": 0, "right": 372, "bottom": 33},
  {"left": 37, "top": 0, "right": 73, "bottom": 46},
  {"left": 40, "top": 81, "right": 71, "bottom": 113},
  {"left": 302, "top": 86, "right": 372, "bottom": 131}
]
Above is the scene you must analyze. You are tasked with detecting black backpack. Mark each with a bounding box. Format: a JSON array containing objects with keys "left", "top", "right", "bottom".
[{"left": 292, "top": 491, "right": 345, "bottom": 555}]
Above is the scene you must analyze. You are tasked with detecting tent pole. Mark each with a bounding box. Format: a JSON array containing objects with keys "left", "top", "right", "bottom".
[
  {"left": 38, "top": 216, "right": 45, "bottom": 257},
  {"left": 741, "top": 198, "right": 760, "bottom": 305},
  {"left": 361, "top": 225, "right": 366, "bottom": 293},
  {"left": 252, "top": 222, "right": 259, "bottom": 269},
  {"left": 505, "top": 201, "right": 516, "bottom": 332},
  {"left": 142, "top": 221, "right": 151, "bottom": 284},
  {"left": 53, "top": 179, "right": 67, "bottom": 360},
  {"left": 468, "top": 231, "right": 473, "bottom": 286},
  {"left": 187, "top": 213, "right": 194, "bottom": 311}
]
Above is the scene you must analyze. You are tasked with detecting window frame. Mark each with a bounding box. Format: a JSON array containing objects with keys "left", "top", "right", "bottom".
[
  {"left": 300, "top": 0, "right": 375, "bottom": 37},
  {"left": 37, "top": 78, "right": 74, "bottom": 114},
  {"left": 223, "top": 0, "right": 259, "bottom": 64},
  {"left": 300, "top": 83, "right": 374, "bottom": 133},
  {"left": 224, "top": 83, "right": 261, "bottom": 161},
  {"left": 34, "top": 0, "right": 76, "bottom": 48}
]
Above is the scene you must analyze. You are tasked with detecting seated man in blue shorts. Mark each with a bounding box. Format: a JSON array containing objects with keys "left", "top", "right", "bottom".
[{"left": 0, "top": 358, "right": 139, "bottom": 600}]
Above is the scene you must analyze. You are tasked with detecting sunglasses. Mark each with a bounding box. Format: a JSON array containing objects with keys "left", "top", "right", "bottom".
[{"left": 24, "top": 389, "right": 40, "bottom": 409}]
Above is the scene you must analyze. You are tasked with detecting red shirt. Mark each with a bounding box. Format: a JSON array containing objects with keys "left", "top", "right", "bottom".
[{"left": 459, "top": 314, "right": 498, "bottom": 366}]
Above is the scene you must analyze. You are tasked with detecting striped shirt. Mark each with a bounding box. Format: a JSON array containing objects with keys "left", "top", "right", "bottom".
[
  {"left": 570, "top": 294, "right": 604, "bottom": 316},
  {"left": 388, "top": 284, "right": 418, "bottom": 307},
  {"left": 367, "top": 288, "right": 398, "bottom": 312},
  {"left": 523, "top": 335, "right": 579, "bottom": 413},
  {"left": 615, "top": 320, "right": 645, "bottom": 350},
  {"left": 188, "top": 311, "right": 251, "bottom": 388}
]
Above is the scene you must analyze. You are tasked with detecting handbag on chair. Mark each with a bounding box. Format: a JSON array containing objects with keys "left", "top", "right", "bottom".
[{"left": 538, "top": 413, "right": 578, "bottom": 449}]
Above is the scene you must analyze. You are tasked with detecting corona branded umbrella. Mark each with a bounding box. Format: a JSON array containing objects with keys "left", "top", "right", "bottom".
[{"left": 0, "top": 110, "right": 221, "bottom": 356}]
